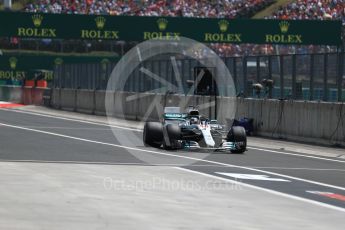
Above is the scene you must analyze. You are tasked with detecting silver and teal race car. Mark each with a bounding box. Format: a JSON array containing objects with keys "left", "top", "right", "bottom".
[{"left": 143, "top": 107, "right": 247, "bottom": 153}]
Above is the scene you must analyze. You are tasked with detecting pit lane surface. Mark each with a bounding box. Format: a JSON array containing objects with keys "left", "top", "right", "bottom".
[{"left": 0, "top": 108, "right": 345, "bottom": 229}]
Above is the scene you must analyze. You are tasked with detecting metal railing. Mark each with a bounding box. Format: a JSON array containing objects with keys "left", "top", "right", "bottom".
[{"left": 53, "top": 52, "right": 345, "bottom": 102}]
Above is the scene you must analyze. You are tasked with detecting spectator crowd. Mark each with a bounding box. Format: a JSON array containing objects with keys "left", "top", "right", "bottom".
[
  {"left": 24, "top": 0, "right": 272, "bottom": 18},
  {"left": 270, "top": 0, "right": 345, "bottom": 23}
]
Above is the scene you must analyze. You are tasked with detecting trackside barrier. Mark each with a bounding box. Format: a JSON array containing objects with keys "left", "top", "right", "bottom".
[
  {"left": 76, "top": 89, "right": 96, "bottom": 114},
  {"left": 0, "top": 85, "right": 22, "bottom": 103},
  {"left": 236, "top": 98, "right": 345, "bottom": 145},
  {"left": 94, "top": 90, "right": 106, "bottom": 116},
  {"left": 22, "top": 87, "right": 33, "bottom": 104},
  {"left": 21, "top": 87, "right": 47, "bottom": 105},
  {"left": 58, "top": 88, "right": 76, "bottom": 111},
  {"left": 0, "top": 85, "right": 47, "bottom": 105},
  {"left": 51, "top": 89, "right": 345, "bottom": 146}
]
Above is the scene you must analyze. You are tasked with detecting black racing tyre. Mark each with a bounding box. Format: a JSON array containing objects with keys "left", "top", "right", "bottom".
[
  {"left": 227, "top": 126, "right": 247, "bottom": 153},
  {"left": 143, "top": 122, "right": 163, "bottom": 148},
  {"left": 166, "top": 124, "right": 181, "bottom": 140},
  {"left": 163, "top": 124, "right": 181, "bottom": 150}
]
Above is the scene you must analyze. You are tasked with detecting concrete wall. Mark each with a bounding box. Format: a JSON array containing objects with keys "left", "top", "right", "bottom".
[
  {"left": 51, "top": 89, "right": 345, "bottom": 146},
  {"left": 51, "top": 88, "right": 61, "bottom": 109},
  {"left": 59, "top": 89, "right": 77, "bottom": 111},
  {"left": 236, "top": 99, "right": 345, "bottom": 145},
  {"left": 95, "top": 90, "right": 106, "bottom": 115},
  {"left": 76, "top": 89, "right": 95, "bottom": 114}
]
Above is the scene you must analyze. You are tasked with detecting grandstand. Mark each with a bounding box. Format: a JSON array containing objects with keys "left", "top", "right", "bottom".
[
  {"left": 0, "top": 0, "right": 344, "bottom": 56},
  {"left": 0, "top": 1, "right": 344, "bottom": 102}
]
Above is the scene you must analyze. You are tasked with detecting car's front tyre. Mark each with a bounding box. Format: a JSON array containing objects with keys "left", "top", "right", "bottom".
[
  {"left": 163, "top": 124, "right": 181, "bottom": 150},
  {"left": 227, "top": 126, "right": 247, "bottom": 153},
  {"left": 143, "top": 122, "right": 163, "bottom": 148}
]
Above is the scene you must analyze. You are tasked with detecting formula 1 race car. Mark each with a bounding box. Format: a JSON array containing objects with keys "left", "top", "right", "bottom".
[{"left": 143, "top": 107, "right": 247, "bottom": 153}]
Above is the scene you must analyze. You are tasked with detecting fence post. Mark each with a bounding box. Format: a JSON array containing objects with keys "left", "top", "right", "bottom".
[
  {"left": 94, "top": 63, "right": 99, "bottom": 90},
  {"left": 158, "top": 60, "right": 162, "bottom": 93},
  {"left": 337, "top": 50, "right": 344, "bottom": 102},
  {"left": 231, "top": 57, "right": 237, "bottom": 93},
  {"left": 323, "top": 54, "right": 328, "bottom": 101},
  {"left": 268, "top": 55, "right": 272, "bottom": 98},
  {"left": 243, "top": 56, "right": 248, "bottom": 97},
  {"left": 256, "top": 56, "right": 261, "bottom": 83},
  {"left": 61, "top": 64, "right": 65, "bottom": 89},
  {"left": 309, "top": 54, "right": 314, "bottom": 101},
  {"left": 292, "top": 54, "right": 296, "bottom": 99},
  {"left": 280, "top": 55, "right": 284, "bottom": 99}
]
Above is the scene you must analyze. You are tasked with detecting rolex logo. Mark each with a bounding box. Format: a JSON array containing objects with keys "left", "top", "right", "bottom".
[
  {"left": 32, "top": 14, "right": 43, "bottom": 27},
  {"left": 54, "top": 58, "right": 63, "bottom": 65},
  {"left": 218, "top": 20, "right": 229, "bottom": 33},
  {"left": 9, "top": 57, "right": 18, "bottom": 69},
  {"left": 100, "top": 58, "right": 110, "bottom": 65},
  {"left": 101, "top": 58, "right": 110, "bottom": 70},
  {"left": 157, "top": 18, "right": 168, "bottom": 31},
  {"left": 95, "top": 16, "right": 106, "bottom": 29},
  {"left": 279, "top": 21, "right": 290, "bottom": 33}
]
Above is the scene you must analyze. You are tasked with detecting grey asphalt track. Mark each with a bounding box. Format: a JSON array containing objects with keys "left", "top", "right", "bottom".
[{"left": 0, "top": 107, "right": 345, "bottom": 229}]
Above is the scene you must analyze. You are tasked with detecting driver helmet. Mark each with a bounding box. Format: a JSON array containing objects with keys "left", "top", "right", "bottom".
[{"left": 190, "top": 117, "right": 199, "bottom": 125}]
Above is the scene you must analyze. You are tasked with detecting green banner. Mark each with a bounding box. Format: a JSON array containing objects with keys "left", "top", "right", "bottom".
[
  {"left": 0, "top": 11, "right": 342, "bottom": 45},
  {"left": 0, "top": 54, "right": 118, "bottom": 84}
]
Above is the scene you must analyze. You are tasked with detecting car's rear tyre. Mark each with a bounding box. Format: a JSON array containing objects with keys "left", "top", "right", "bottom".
[
  {"left": 143, "top": 122, "right": 163, "bottom": 148},
  {"left": 227, "top": 126, "right": 247, "bottom": 153},
  {"left": 163, "top": 124, "right": 181, "bottom": 150}
]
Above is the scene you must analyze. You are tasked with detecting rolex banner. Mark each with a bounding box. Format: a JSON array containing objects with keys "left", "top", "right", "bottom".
[
  {"left": 0, "top": 55, "right": 118, "bottom": 84},
  {"left": 0, "top": 11, "right": 342, "bottom": 45}
]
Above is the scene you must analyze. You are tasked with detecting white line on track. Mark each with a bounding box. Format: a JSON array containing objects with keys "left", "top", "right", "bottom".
[
  {"left": 1, "top": 121, "right": 345, "bottom": 194},
  {"left": 0, "top": 108, "right": 141, "bottom": 132},
  {"left": 0, "top": 159, "right": 342, "bottom": 172},
  {"left": 2, "top": 108, "right": 345, "bottom": 164},
  {"left": 14, "top": 126, "right": 112, "bottom": 130},
  {"left": 247, "top": 167, "right": 345, "bottom": 172},
  {"left": 247, "top": 146, "right": 345, "bottom": 163},
  {"left": 176, "top": 167, "right": 345, "bottom": 213},
  {"left": 0, "top": 159, "right": 200, "bottom": 167},
  {"left": 190, "top": 165, "right": 345, "bottom": 171}
]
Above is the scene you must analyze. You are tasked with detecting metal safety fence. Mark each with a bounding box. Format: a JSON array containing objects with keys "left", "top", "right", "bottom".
[{"left": 53, "top": 52, "right": 345, "bottom": 102}]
